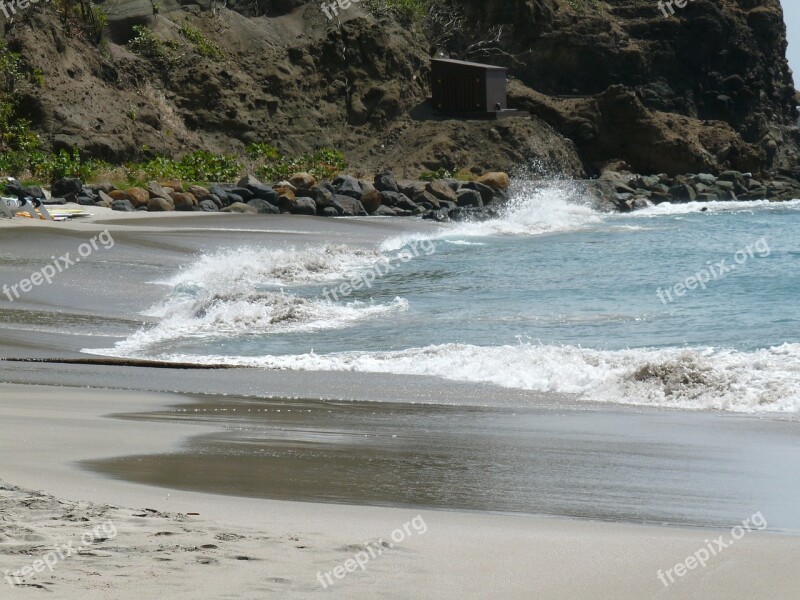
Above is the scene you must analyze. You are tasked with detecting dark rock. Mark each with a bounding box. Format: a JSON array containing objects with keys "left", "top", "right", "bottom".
[
  {"left": 422, "top": 207, "right": 450, "bottom": 222},
  {"left": 380, "top": 191, "right": 421, "bottom": 213},
  {"left": 333, "top": 194, "right": 367, "bottom": 216},
  {"left": 456, "top": 189, "right": 483, "bottom": 208},
  {"left": 320, "top": 206, "right": 340, "bottom": 217},
  {"left": 425, "top": 180, "right": 458, "bottom": 203},
  {"left": 76, "top": 195, "right": 98, "bottom": 206},
  {"left": 333, "top": 174, "right": 362, "bottom": 199},
  {"left": 208, "top": 186, "right": 231, "bottom": 207},
  {"left": 374, "top": 170, "right": 399, "bottom": 193},
  {"left": 198, "top": 199, "right": 219, "bottom": 212},
  {"left": 51, "top": 178, "right": 82, "bottom": 197},
  {"left": 461, "top": 181, "right": 495, "bottom": 204},
  {"left": 247, "top": 198, "right": 280, "bottom": 214},
  {"left": 668, "top": 184, "right": 697, "bottom": 202},
  {"left": 198, "top": 194, "right": 223, "bottom": 209},
  {"left": 43, "top": 197, "right": 67, "bottom": 205},
  {"left": 718, "top": 170, "right": 745, "bottom": 185},
  {"left": 412, "top": 190, "right": 440, "bottom": 210},
  {"left": 291, "top": 197, "right": 317, "bottom": 215},
  {"left": 372, "top": 205, "right": 397, "bottom": 216},
  {"left": 110, "top": 199, "right": 135, "bottom": 212},
  {"left": 397, "top": 179, "right": 426, "bottom": 198},
  {"left": 90, "top": 182, "right": 116, "bottom": 195}
]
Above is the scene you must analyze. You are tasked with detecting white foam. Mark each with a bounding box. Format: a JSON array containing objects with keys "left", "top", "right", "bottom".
[
  {"left": 151, "top": 342, "right": 800, "bottom": 414},
  {"left": 165, "top": 243, "right": 383, "bottom": 289},
  {"left": 103, "top": 292, "right": 409, "bottom": 353},
  {"left": 381, "top": 179, "right": 601, "bottom": 250},
  {"left": 629, "top": 198, "right": 800, "bottom": 217}
]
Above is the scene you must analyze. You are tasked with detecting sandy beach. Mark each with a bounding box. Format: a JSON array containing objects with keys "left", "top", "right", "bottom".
[{"left": 2, "top": 209, "right": 799, "bottom": 599}]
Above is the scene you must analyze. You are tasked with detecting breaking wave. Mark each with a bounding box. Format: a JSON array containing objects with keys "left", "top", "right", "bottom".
[{"left": 157, "top": 342, "right": 800, "bottom": 414}]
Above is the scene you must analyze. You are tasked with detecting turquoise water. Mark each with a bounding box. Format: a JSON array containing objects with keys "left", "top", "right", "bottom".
[{"left": 96, "top": 182, "right": 800, "bottom": 413}]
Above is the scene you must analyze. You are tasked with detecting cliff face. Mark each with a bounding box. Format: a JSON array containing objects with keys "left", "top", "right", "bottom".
[{"left": 1, "top": 0, "right": 797, "bottom": 178}]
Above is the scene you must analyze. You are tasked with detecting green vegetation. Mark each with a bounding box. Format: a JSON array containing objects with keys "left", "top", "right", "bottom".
[
  {"left": 129, "top": 25, "right": 170, "bottom": 61},
  {"left": 179, "top": 25, "right": 223, "bottom": 61},
  {"left": 247, "top": 144, "right": 347, "bottom": 182},
  {"left": 126, "top": 151, "right": 241, "bottom": 183}
]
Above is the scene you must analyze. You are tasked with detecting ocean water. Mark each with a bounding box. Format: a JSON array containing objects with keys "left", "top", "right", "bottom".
[{"left": 91, "top": 181, "right": 800, "bottom": 414}]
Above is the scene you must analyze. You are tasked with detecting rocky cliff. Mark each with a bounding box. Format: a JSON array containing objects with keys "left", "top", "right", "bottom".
[{"left": 1, "top": 0, "right": 796, "bottom": 178}]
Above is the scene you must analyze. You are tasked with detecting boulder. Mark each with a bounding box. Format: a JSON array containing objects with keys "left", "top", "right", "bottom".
[
  {"left": 461, "top": 181, "right": 495, "bottom": 204},
  {"left": 221, "top": 202, "right": 258, "bottom": 214},
  {"left": 315, "top": 187, "right": 343, "bottom": 215},
  {"left": 668, "top": 184, "right": 696, "bottom": 202},
  {"left": 425, "top": 180, "right": 458, "bottom": 203},
  {"left": 51, "top": 178, "right": 82, "bottom": 197},
  {"left": 289, "top": 172, "right": 316, "bottom": 189},
  {"left": 374, "top": 170, "right": 399, "bottom": 193},
  {"left": 170, "top": 192, "right": 198, "bottom": 211},
  {"left": 208, "top": 186, "right": 231, "bottom": 207},
  {"left": 477, "top": 172, "right": 510, "bottom": 190},
  {"left": 160, "top": 179, "right": 183, "bottom": 193},
  {"left": 373, "top": 205, "right": 397, "bottom": 216},
  {"left": 380, "top": 191, "right": 422, "bottom": 213},
  {"left": 412, "top": 190, "right": 440, "bottom": 209},
  {"left": 90, "top": 182, "right": 116, "bottom": 195},
  {"left": 247, "top": 198, "right": 280, "bottom": 214},
  {"left": 319, "top": 206, "right": 340, "bottom": 217},
  {"left": 291, "top": 197, "right": 317, "bottom": 215},
  {"left": 147, "top": 181, "right": 171, "bottom": 200},
  {"left": 96, "top": 191, "right": 114, "bottom": 208},
  {"left": 198, "top": 194, "right": 223, "bottom": 209},
  {"left": 198, "top": 199, "right": 219, "bottom": 212},
  {"left": 359, "top": 183, "right": 382, "bottom": 213},
  {"left": 147, "top": 197, "right": 174, "bottom": 211},
  {"left": 333, "top": 194, "right": 367, "bottom": 216},
  {"left": 334, "top": 174, "right": 362, "bottom": 199},
  {"left": 456, "top": 189, "right": 483, "bottom": 208},
  {"left": 397, "top": 179, "right": 426, "bottom": 198},
  {"left": 187, "top": 184, "right": 210, "bottom": 198},
  {"left": 110, "top": 199, "right": 135, "bottom": 212},
  {"left": 125, "top": 187, "right": 150, "bottom": 208}
]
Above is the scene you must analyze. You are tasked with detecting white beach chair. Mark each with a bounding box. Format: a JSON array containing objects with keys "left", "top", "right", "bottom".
[{"left": 0, "top": 196, "right": 53, "bottom": 220}]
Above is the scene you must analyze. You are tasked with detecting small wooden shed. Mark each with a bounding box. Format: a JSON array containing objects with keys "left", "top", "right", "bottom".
[{"left": 431, "top": 58, "right": 510, "bottom": 116}]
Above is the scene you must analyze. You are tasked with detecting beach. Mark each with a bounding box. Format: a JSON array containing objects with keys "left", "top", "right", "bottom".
[{"left": 2, "top": 202, "right": 800, "bottom": 598}]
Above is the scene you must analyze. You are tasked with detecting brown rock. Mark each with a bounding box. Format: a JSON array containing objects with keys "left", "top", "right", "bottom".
[
  {"left": 170, "top": 192, "right": 198, "bottom": 211},
  {"left": 108, "top": 190, "right": 129, "bottom": 201},
  {"left": 147, "top": 197, "right": 175, "bottom": 211},
  {"left": 425, "top": 180, "right": 458, "bottom": 203},
  {"left": 359, "top": 183, "right": 382, "bottom": 213},
  {"left": 274, "top": 183, "right": 296, "bottom": 200},
  {"left": 187, "top": 184, "right": 210, "bottom": 197},
  {"left": 477, "top": 172, "right": 510, "bottom": 190},
  {"left": 160, "top": 180, "right": 183, "bottom": 193},
  {"left": 125, "top": 187, "right": 150, "bottom": 208},
  {"left": 288, "top": 172, "right": 316, "bottom": 189}
]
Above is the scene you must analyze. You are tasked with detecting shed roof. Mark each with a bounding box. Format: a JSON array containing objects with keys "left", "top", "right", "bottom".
[{"left": 431, "top": 58, "right": 508, "bottom": 71}]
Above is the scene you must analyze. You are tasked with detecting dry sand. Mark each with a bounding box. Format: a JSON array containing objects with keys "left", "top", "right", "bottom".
[{"left": 1, "top": 383, "right": 799, "bottom": 599}]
